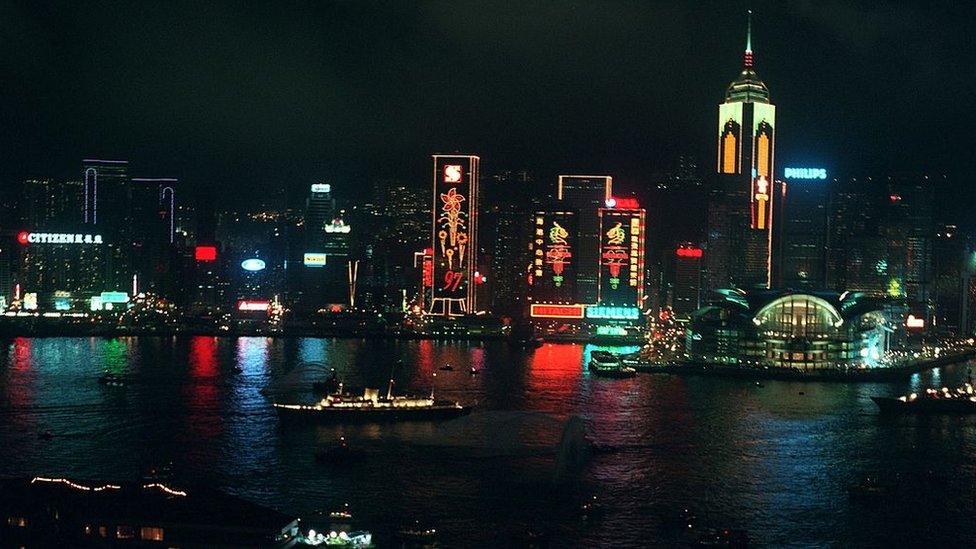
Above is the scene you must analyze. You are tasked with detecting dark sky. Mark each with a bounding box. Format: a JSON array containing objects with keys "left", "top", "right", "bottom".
[{"left": 2, "top": 1, "right": 973, "bottom": 202}]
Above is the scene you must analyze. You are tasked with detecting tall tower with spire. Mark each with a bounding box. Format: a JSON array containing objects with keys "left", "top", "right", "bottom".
[{"left": 708, "top": 11, "right": 777, "bottom": 290}]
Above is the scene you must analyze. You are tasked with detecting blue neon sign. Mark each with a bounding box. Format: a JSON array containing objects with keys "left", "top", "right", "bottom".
[
  {"left": 784, "top": 167, "right": 827, "bottom": 180},
  {"left": 586, "top": 306, "right": 641, "bottom": 320}
]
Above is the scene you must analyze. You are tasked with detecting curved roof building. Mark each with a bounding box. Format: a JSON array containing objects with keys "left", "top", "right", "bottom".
[{"left": 687, "top": 289, "right": 895, "bottom": 370}]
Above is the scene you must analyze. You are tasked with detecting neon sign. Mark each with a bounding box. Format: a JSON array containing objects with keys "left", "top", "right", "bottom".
[
  {"left": 587, "top": 306, "right": 641, "bottom": 320},
  {"left": 443, "top": 165, "right": 462, "bottom": 183},
  {"left": 598, "top": 208, "right": 645, "bottom": 307},
  {"left": 311, "top": 183, "right": 331, "bottom": 193},
  {"left": 241, "top": 258, "right": 266, "bottom": 272},
  {"left": 784, "top": 167, "right": 827, "bottom": 180},
  {"left": 596, "top": 326, "right": 628, "bottom": 336},
  {"left": 528, "top": 212, "right": 577, "bottom": 303},
  {"left": 906, "top": 314, "right": 925, "bottom": 329},
  {"left": 676, "top": 246, "right": 703, "bottom": 259},
  {"left": 195, "top": 245, "right": 217, "bottom": 261},
  {"left": 530, "top": 303, "right": 585, "bottom": 319},
  {"left": 605, "top": 197, "right": 640, "bottom": 209},
  {"left": 100, "top": 291, "right": 129, "bottom": 304},
  {"left": 304, "top": 253, "right": 326, "bottom": 267},
  {"left": 431, "top": 155, "right": 479, "bottom": 316},
  {"left": 237, "top": 300, "right": 270, "bottom": 311},
  {"left": 17, "top": 231, "right": 103, "bottom": 245}
]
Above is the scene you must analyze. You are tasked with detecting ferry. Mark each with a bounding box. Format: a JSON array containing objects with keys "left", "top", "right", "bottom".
[
  {"left": 588, "top": 351, "right": 637, "bottom": 378},
  {"left": 274, "top": 381, "right": 471, "bottom": 422},
  {"left": 872, "top": 384, "right": 976, "bottom": 413}
]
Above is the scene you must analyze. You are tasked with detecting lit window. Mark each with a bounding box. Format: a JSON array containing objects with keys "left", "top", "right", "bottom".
[
  {"left": 99, "top": 526, "right": 108, "bottom": 538},
  {"left": 140, "top": 526, "right": 165, "bottom": 541},
  {"left": 117, "top": 525, "right": 136, "bottom": 539}
]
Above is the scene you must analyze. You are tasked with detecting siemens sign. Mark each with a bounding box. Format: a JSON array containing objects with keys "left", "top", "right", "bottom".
[{"left": 784, "top": 167, "right": 827, "bottom": 180}]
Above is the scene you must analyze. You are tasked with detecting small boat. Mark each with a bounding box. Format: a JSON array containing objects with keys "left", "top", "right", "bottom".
[
  {"left": 872, "top": 384, "right": 976, "bottom": 413},
  {"left": 98, "top": 373, "right": 127, "bottom": 387},
  {"left": 397, "top": 520, "right": 436, "bottom": 541},
  {"left": 469, "top": 367, "right": 480, "bottom": 375},
  {"left": 438, "top": 364, "right": 455, "bottom": 371},
  {"left": 315, "top": 437, "right": 365, "bottom": 464},
  {"left": 232, "top": 366, "right": 243, "bottom": 374},
  {"left": 695, "top": 527, "right": 749, "bottom": 547},
  {"left": 329, "top": 503, "right": 353, "bottom": 520},
  {"left": 588, "top": 351, "right": 637, "bottom": 378}
]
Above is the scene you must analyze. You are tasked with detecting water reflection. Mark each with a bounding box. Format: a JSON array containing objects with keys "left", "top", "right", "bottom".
[{"left": 1, "top": 337, "right": 976, "bottom": 546}]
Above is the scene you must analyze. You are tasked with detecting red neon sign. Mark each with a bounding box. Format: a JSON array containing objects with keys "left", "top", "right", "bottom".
[
  {"left": 530, "top": 304, "right": 585, "bottom": 319},
  {"left": 676, "top": 247, "right": 703, "bottom": 258},
  {"left": 607, "top": 197, "right": 640, "bottom": 209},
  {"left": 16, "top": 231, "right": 29, "bottom": 245},
  {"left": 195, "top": 245, "right": 217, "bottom": 261}
]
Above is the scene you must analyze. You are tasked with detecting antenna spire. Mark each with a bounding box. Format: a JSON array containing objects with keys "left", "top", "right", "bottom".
[{"left": 743, "top": 10, "right": 754, "bottom": 67}]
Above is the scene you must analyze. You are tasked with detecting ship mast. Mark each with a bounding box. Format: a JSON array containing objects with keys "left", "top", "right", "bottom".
[{"left": 430, "top": 372, "right": 437, "bottom": 399}]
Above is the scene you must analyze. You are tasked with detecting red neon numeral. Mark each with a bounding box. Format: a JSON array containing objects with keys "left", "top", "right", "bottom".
[{"left": 442, "top": 271, "right": 463, "bottom": 291}]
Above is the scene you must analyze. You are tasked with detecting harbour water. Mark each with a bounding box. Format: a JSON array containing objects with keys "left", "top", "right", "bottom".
[{"left": 2, "top": 336, "right": 976, "bottom": 546}]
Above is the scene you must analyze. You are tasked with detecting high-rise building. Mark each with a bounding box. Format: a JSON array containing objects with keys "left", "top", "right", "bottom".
[
  {"left": 708, "top": 12, "right": 776, "bottom": 290},
  {"left": 597, "top": 200, "right": 645, "bottom": 308},
  {"left": 780, "top": 172, "right": 829, "bottom": 289},
  {"left": 672, "top": 243, "right": 703, "bottom": 317},
  {"left": 430, "top": 155, "right": 480, "bottom": 316},
  {"left": 557, "top": 175, "right": 612, "bottom": 304},
  {"left": 82, "top": 159, "right": 129, "bottom": 229},
  {"left": 527, "top": 210, "right": 578, "bottom": 306}
]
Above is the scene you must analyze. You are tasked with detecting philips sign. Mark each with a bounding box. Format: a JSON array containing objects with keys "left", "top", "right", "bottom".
[
  {"left": 18, "top": 231, "right": 103, "bottom": 245},
  {"left": 784, "top": 168, "right": 827, "bottom": 180}
]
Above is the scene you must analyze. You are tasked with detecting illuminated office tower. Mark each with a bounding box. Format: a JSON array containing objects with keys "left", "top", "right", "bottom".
[
  {"left": 557, "top": 175, "right": 612, "bottom": 304},
  {"left": 597, "top": 200, "right": 645, "bottom": 308},
  {"left": 527, "top": 210, "right": 578, "bottom": 306},
  {"left": 708, "top": 12, "right": 776, "bottom": 289},
  {"left": 430, "top": 155, "right": 480, "bottom": 316}
]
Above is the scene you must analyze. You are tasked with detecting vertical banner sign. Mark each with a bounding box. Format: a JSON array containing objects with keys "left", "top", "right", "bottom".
[
  {"left": 598, "top": 208, "right": 646, "bottom": 307},
  {"left": 527, "top": 211, "right": 577, "bottom": 303},
  {"left": 750, "top": 103, "right": 776, "bottom": 230},
  {"left": 431, "top": 155, "right": 479, "bottom": 315}
]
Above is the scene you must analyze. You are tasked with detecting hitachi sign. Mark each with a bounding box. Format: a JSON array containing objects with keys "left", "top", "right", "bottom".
[{"left": 18, "top": 231, "right": 103, "bottom": 245}]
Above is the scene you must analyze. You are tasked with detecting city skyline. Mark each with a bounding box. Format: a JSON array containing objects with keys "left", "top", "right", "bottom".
[{"left": 1, "top": 2, "right": 972, "bottom": 201}]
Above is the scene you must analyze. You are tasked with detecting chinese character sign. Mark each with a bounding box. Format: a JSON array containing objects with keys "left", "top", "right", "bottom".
[
  {"left": 598, "top": 208, "right": 645, "bottom": 307},
  {"left": 528, "top": 211, "right": 577, "bottom": 303}
]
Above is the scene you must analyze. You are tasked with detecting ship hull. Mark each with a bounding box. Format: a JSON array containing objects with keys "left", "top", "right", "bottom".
[
  {"left": 872, "top": 396, "right": 976, "bottom": 414},
  {"left": 274, "top": 404, "right": 472, "bottom": 422}
]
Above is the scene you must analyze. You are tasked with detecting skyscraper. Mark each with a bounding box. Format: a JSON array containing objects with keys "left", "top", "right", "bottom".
[
  {"left": 557, "top": 175, "right": 612, "bottom": 304},
  {"left": 82, "top": 159, "right": 129, "bottom": 230},
  {"left": 672, "top": 243, "right": 703, "bottom": 317},
  {"left": 708, "top": 12, "right": 776, "bottom": 290},
  {"left": 430, "top": 155, "right": 480, "bottom": 316},
  {"left": 780, "top": 174, "right": 829, "bottom": 289}
]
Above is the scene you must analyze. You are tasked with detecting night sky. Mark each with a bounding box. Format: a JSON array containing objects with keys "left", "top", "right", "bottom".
[{"left": 2, "top": 1, "right": 973, "bottom": 202}]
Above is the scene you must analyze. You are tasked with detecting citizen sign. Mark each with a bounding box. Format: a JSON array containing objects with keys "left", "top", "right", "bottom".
[{"left": 18, "top": 231, "right": 104, "bottom": 245}]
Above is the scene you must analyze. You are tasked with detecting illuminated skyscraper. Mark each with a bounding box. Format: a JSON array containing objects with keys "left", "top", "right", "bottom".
[
  {"left": 781, "top": 173, "right": 828, "bottom": 289},
  {"left": 430, "top": 155, "right": 480, "bottom": 316},
  {"left": 557, "top": 175, "right": 612, "bottom": 304},
  {"left": 672, "top": 243, "right": 703, "bottom": 317},
  {"left": 708, "top": 12, "right": 776, "bottom": 290}
]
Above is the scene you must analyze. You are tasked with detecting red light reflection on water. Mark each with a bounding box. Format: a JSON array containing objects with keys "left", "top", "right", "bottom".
[
  {"left": 527, "top": 343, "right": 584, "bottom": 415},
  {"left": 6, "top": 338, "right": 34, "bottom": 412},
  {"left": 184, "top": 337, "right": 221, "bottom": 442}
]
